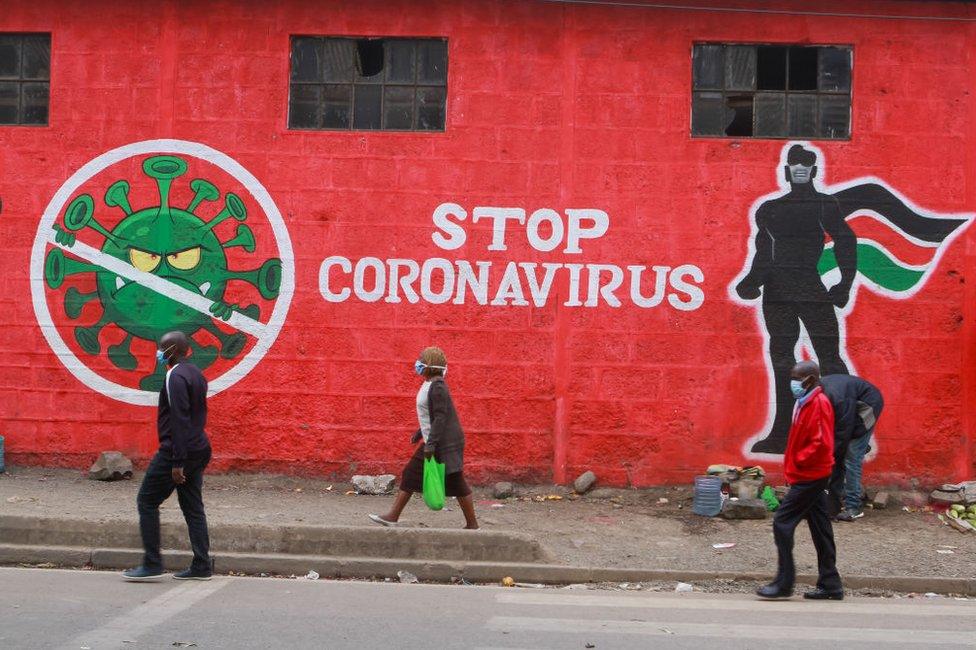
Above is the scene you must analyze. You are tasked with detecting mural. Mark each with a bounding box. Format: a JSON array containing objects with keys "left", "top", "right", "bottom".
[
  {"left": 732, "top": 142, "right": 972, "bottom": 455},
  {"left": 30, "top": 140, "right": 295, "bottom": 406}
]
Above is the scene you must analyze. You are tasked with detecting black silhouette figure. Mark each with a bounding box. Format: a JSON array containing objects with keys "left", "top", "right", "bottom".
[
  {"left": 736, "top": 145, "right": 856, "bottom": 454},
  {"left": 736, "top": 144, "right": 970, "bottom": 455}
]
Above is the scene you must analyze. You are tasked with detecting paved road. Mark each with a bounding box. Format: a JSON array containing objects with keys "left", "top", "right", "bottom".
[{"left": 1, "top": 567, "right": 974, "bottom": 649}]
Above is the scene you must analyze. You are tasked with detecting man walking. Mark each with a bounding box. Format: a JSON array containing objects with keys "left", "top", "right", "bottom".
[
  {"left": 822, "top": 374, "right": 884, "bottom": 521},
  {"left": 123, "top": 331, "right": 213, "bottom": 581},
  {"left": 757, "top": 360, "right": 844, "bottom": 601}
]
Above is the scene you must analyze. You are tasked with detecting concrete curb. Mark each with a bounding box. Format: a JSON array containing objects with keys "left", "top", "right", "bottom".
[
  {"left": 2, "top": 543, "right": 973, "bottom": 596},
  {"left": 0, "top": 514, "right": 550, "bottom": 563}
]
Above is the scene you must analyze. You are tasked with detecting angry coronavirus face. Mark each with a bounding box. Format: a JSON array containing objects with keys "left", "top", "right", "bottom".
[{"left": 44, "top": 155, "right": 281, "bottom": 389}]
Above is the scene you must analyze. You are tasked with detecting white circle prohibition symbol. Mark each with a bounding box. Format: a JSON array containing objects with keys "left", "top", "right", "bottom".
[{"left": 30, "top": 139, "right": 295, "bottom": 406}]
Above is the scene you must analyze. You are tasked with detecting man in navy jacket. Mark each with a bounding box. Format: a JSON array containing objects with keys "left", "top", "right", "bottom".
[
  {"left": 123, "top": 331, "right": 213, "bottom": 581},
  {"left": 821, "top": 374, "right": 884, "bottom": 521}
]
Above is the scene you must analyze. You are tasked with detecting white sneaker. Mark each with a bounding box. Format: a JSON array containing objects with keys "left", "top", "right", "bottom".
[{"left": 368, "top": 514, "right": 397, "bottom": 527}]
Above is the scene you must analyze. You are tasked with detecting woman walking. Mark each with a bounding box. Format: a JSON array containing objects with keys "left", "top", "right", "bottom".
[{"left": 369, "top": 347, "right": 479, "bottom": 529}]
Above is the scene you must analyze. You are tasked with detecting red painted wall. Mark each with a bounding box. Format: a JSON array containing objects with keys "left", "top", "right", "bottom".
[{"left": 2, "top": 0, "right": 974, "bottom": 486}]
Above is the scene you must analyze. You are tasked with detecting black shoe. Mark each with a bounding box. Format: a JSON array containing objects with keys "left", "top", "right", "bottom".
[
  {"left": 804, "top": 588, "right": 844, "bottom": 600},
  {"left": 835, "top": 509, "right": 864, "bottom": 522},
  {"left": 122, "top": 566, "right": 165, "bottom": 582},
  {"left": 173, "top": 568, "right": 213, "bottom": 581},
  {"left": 756, "top": 584, "right": 792, "bottom": 600}
]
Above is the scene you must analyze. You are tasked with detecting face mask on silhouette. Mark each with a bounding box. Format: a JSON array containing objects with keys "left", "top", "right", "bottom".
[
  {"left": 156, "top": 344, "right": 175, "bottom": 365},
  {"left": 790, "top": 377, "right": 810, "bottom": 399},
  {"left": 414, "top": 360, "right": 447, "bottom": 377},
  {"left": 785, "top": 164, "right": 816, "bottom": 184}
]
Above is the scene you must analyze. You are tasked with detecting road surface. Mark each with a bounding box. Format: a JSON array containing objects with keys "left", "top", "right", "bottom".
[{"left": 1, "top": 567, "right": 973, "bottom": 649}]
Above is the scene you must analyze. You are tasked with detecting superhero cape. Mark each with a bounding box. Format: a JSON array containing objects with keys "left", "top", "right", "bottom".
[{"left": 817, "top": 183, "right": 971, "bottom": 294}]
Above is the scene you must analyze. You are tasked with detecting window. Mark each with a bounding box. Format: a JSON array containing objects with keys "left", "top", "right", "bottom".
[
  {"left": 692, "top": 43, "right": 851, "bottom": 139},
  {"left": 289, "top": 37, "right": 447, "bottom": 131},
  {"left": 0, "top": 33, "right": 50, "bottom": 126}
]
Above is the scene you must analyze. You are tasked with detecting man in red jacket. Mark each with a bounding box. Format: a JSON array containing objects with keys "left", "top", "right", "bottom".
[{"left": 757, "top": 360, "right": 844, "bottom": 601}]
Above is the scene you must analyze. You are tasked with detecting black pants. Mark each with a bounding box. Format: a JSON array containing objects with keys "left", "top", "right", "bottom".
[
  {"left": 772, "top": 477, "right": 842, "bottom": 593},
  {"left": 137, "top": 448, "right": 212, "bottom": 572}
]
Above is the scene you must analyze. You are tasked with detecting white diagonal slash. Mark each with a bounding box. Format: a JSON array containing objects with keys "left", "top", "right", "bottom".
[{"left": 49, "top": 233, "right": 267, "bottom": 340}]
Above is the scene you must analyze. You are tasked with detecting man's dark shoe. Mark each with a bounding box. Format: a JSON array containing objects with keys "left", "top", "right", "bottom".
[
  {"left": 756, "top": 584, "right": 792, "bottom": 600},
  {"left": 804, "top": 588, "right": 844, "bottom": 600},
  {"left": 122, "top": 566, "right": 165, "bottom": 582},
  {"left": 835, "top": 509, "right": 864, "bottom": 522},
  {"left": 173, "top": 568, "right": 213, "bottom": 581}
]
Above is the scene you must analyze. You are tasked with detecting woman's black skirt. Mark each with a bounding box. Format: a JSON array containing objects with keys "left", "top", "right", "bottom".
[{"left": 400, "top": 443, "right": 471, "bottom": 497}]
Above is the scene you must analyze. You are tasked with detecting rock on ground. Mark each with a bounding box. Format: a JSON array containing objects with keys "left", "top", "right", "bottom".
[
  {"left": 351, "top": 474, "right": 396, "bottom": 495},
  {"left": 873, "top": 491, "right": 890, "bottom": 510},
  {"left": 88, "top": 451, "right": 133, "bottom": 481},
  {"left": 720, "top": 498, "right": 767, "bottom": 520},
  {"left": 493, "top": 482, "right": 514, "bottom": 499},
  {"left": 574, "top": 471, "right": 597, "bottom": 494}
]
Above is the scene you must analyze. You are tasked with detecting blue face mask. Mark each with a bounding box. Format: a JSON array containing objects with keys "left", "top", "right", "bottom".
[
  {"left": 156, "top": 345, "right": 174, "bottom": 365},
  {"left": 414, "top": 360, "right": 448, "bottom": 377},
  {"left": 790, "top": 379, "right": 807, "bottom": 399}
]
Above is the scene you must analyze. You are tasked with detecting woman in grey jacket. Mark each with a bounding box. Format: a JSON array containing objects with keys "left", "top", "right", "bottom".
[{"left": 369, "top": 347, "right": 479, "bottom": 529}]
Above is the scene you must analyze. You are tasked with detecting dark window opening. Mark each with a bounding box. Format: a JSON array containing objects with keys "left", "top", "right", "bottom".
[
  {"left": 356, "top": 39, "right": 385, "bottom": 78},
  {"left": 0, "top": 33, "right": 50, "bottom": 126},
  {"left": 289, "top": 36, "right": 447, "bottom": 131},
  {"left": 692, "top": 43, "right": 851, "bottom": 140}
]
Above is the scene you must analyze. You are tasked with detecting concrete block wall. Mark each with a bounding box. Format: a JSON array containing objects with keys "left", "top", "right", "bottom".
[{"left": 1, "top": 0, "right": 974, "bottom": 486}]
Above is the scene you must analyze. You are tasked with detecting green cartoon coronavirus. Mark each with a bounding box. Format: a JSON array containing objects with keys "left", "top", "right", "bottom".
[{"left": 43, "top": 155, "right": 281, "bottom": 390}]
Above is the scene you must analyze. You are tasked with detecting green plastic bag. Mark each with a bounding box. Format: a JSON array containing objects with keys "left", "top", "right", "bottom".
[
  {"left": 422, "top": 456, "right": 446, "bottom": 511},
  {"left": 761, "top": 485, "right": 780, "bottom": 512}
]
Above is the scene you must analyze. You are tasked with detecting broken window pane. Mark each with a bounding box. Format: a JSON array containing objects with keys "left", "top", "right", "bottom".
[
  {"left": 416, "top": 86, "right": 446, "bottom": 130},
  {"left": 353, "top": 84, "right": 382, "bottom": 129},
  {"left": 321, "top": 39, "right": 356, "bottom": 82},
  {"left": 691, "top": 91, "right": 726, "bottom": 136},
  {"left": 754, "top": 93, "right": 786, "bottom": 137},
  {"left": 0, "top": 36, "right": 20, "bottom": 78},
  {"left": 418, "top": 40, "right": 447, "bottom": 84},
  {"left": 289, "top": 37, "right": 446, "bottom": 132},
  {"left": 322, "top": 84, "right": 351, "bottom": 128},
  {"left": 788, "top": 47, "right": 818, "bottom": 91},
  {"left": 288, "top": 84, "right": 321, "bottom": 128},
  {"left": 355, "top": 39, "right": 384, "bottom": 82},
  {"left": 819, "top": 47, "right": 851, "bottom": 92},
  {"left": 0, "top": 81, "right": 18, "bottom": 123},
  {"left": 724, "top": 94, "right": 753, "bottom": 136},
  {"left": 725, "top": 46, "right": 756, "bottom": 91},
  {"left": 21, "top": 81, "right": 47, "bottom": 124},
  {"left": 819, "top": 95, "right": 850, "bottom": 139},
  {"left": 788, "top": 94, "right": 818, "bottom": 137},
  {"left": 290, "top": 37, "right": 321, "bottom": 82},
  {"left": 384, "top": 86, "right": 413, "bottom": 129},
  {"left": 385, "top": 40, "right": 416, "bottom": 84},
  {"left": 693, "top": 44, "right": 724, "bottom": 89},
  {"left": 756, "top": 46, "right": 787, "bottom": 90}
]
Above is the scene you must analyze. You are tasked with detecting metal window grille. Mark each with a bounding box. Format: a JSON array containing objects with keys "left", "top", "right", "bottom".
[
  {"left": 691, "top": 43, "right": 851, "bottom": 140},
  {"left": 0, "top": 33, "right": 51, "bottom": 126},
  {"left": 288, "top": 37, "right": 447, "bottom": 132}
]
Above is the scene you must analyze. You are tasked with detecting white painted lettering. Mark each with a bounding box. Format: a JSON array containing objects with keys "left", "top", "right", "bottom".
[
  {"left": 564, "top": 209, "right": 609, "bottom": 254},
  {"left": 319, "top": 256, "right": 352, "bottom": 302},
  {"left": 472, "top": 207, "right": 526, "bottom": 251},
  {"left": 431, "top": 202, "right": 467, "bottom": 251},
  {"left": 668, "top": 264, "right": 705, "bottom": 311}
]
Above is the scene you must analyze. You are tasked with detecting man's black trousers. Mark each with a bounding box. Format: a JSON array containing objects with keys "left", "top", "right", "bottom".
[
  {"left": 137, "top": 448, "right": 212, "bottom": 573},
  {"left": 772, "top": 477, "right": 843, "bottom": 593}
]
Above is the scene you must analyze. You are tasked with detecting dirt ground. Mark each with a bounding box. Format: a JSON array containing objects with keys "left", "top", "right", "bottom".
[{"left": 2, "top": 466, "right": 974, "bottom": 580}]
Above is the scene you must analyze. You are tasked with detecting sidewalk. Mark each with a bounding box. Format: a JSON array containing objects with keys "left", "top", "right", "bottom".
[{"left": 2, "top": 466, "right": 973, "bottom": 592}]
